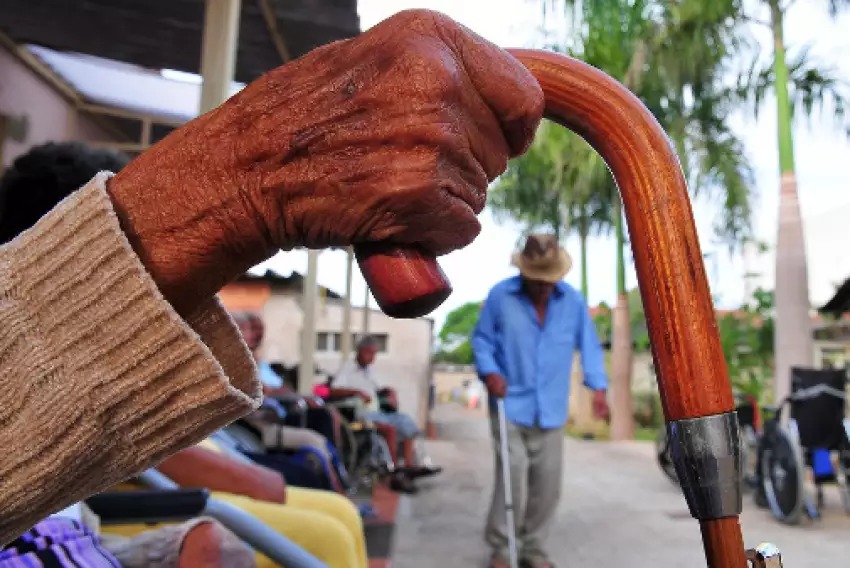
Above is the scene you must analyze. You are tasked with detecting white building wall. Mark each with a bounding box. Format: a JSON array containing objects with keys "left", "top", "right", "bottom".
[{"left": 259, "top": 290, "right": 435, "bottom": 427}]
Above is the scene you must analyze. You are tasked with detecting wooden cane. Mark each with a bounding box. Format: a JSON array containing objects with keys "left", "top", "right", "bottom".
[{"left": 355, "top": 48, "right": 750, "bottom": 567}]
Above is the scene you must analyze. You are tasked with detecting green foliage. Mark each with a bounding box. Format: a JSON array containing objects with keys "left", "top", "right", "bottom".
[
  {"left": 433, "top": 302, "right": 482, "bottom": 364},
  {"left": 632, "top": 390, "right": 665, "bottom": 429},
  {"left": 433, "top": 341, "right": 474, "bottom": 365},
  {"left": 537, "top": 0, "right": 756, "bottom": 250},
  {"left": 438, "top": 302, "right": 481, "bottom": 345},
  {"left": 592, "top": 302, "right": 613, "bottom": 345},
  {"left": 590, "top": 290, "right": 650, "bottom": 351},
  {"left": 628, "top": 288, "right": 650, "bottom": 351},
  {"left": 736, "top": 44, "right": 850, "bottom": 137},
  {"left": 716, "top": 288, "right": 775, "bottom": 403}
]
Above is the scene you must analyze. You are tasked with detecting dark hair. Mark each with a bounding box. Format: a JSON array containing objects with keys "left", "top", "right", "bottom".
[
  {"left": 0, "top": 142, "right": 130, "bottom": 244},
  {"left": 356, "top": 335, "right": 378, "bottom": 350},
  {"left": 231, "top": 311, "right": 264, "bottom": 327}
]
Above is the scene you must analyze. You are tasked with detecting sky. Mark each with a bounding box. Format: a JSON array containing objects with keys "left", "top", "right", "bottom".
[{"left": 254, "top": 0, "right": 850, "bottom": 334}]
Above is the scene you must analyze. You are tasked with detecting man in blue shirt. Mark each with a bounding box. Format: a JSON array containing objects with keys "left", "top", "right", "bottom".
[{"left": 472, "top": 234, "right": 610, "bottom": 568}]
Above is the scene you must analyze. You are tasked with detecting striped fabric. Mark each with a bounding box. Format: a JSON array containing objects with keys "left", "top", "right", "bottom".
[{"left": 0, "top": 518, "right": 120, "bottom": 568}]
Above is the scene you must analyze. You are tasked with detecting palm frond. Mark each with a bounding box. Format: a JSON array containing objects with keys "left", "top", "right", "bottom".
[{"left": 736, "top": 46, "right": 850, "bottom": 135}]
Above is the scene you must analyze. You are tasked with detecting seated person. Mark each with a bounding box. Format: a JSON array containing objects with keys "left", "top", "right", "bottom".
[
  {"left": 2, "top": 510, "right": 253, "bottom": 568},
  {"left": 329, "top": 336, "right": 442, "bottom": 493},
  {"left": 232, "top": 312, "right": 347, "bottom": 457},
  {"left": 138, "top": 442, "right": 369, "bottom": 568},
  {"left": 236, "top": 404, "right": 349, "bottom": 494},
  {"left": 0, "top": 142, "right": 255, "bottom": 568}
]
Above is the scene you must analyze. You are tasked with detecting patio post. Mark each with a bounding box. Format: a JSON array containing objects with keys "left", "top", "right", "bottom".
[
  {"left": 199, "top": 0, "right": 242, "bottom": 114},
  {"left": 340, "top": 247, "right": 354, "bottom": 360},
  {"left": 362, "top": 287, "right": 370, "bottom": 335},
  {"left": 299, "top": 250, "right": 320, "bottom": 395}
]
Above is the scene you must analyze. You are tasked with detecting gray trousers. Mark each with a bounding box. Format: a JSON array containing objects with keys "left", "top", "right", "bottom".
[{"left": 486, "top": 411, "right": 564, "bottom": 564}]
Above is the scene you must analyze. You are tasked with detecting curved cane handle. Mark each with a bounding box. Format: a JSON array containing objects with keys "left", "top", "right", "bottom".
[
  {"left": 354, "top": 242, "right": 451, "bottom": 319},
  {"left": 359, "top": 49, "right": 734, "bottom": 413},
  {"left": 356, "top": 49, "right": 747, "bottom": 566}
]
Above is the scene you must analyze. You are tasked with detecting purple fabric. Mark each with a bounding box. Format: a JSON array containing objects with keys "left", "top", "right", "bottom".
[{"left": 0, "top": 518, "right": 120, "bottom": 568}]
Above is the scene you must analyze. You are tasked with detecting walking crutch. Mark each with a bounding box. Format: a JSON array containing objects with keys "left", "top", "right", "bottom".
[{"left": 497, "top": 397, "right": 519, "bottom": 568}]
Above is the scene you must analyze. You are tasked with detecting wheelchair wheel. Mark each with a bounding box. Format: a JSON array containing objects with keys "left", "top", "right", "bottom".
[
  {"left": 337, "top": 418, "right": 360, "bottom": 476},
  {"left": 839, "top": 419, "right": 850, "bottom": 515},
  {"left": 741, "top": 424, "right": 759, "bottom": 491},
  {"left": 655, "top": 428, "right": 679, "bottom": 484},
  {"left": 760, "top": 423, "right": 805, "bottom": 524}
]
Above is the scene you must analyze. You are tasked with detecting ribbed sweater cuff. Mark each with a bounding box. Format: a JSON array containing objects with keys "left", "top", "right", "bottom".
[{"left": 0, "top": 172, "right": 262, "bottom": 545}]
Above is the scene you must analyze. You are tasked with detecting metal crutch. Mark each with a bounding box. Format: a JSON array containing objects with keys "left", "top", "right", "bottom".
[{"left": 497, "top": 398, "right": 519, "bottom": 568}]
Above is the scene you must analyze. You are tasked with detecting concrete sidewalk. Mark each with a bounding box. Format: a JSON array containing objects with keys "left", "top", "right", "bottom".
[{"left": 393, "top": 403, "right": 850, "bottom": 567}]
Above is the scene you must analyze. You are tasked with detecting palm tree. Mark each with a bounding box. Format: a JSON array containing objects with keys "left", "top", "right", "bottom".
[
  {"left": 733, "top": 0, "right": 850, "bottom": 403},
  {"left": 531, "top": 0, "right": 755, "bottom": 439},
  {"left": 490, "top": 121, "right": 612, "bottom": 298}
]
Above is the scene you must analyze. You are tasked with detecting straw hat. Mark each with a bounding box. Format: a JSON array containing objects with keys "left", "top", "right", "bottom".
[{"left": 511, "top": 234, "right": 573, "bottom": 283}]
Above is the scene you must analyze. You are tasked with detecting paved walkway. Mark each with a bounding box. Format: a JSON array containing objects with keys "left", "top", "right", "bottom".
[{"left": 393, "top": 403, "right": 850, "bottom": 567}]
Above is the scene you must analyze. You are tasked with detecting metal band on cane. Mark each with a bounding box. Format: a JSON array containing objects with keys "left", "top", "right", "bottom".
[{"left": 667, "top": 412, "right": 743, "bottom": 520}]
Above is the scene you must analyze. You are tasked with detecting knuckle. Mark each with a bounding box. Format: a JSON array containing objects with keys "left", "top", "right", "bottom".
[
  {"left": 398, "top": 41, "right": 463, "bottom": 100},
  {"left": 392, "top": 8, "right": 457, "bottom": 35},
  {"left": 525, "top": 85, "right": 546, "bottom": 121}
]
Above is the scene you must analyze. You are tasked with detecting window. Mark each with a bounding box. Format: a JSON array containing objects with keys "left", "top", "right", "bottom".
[
  {"left": 316, "top": 332, "right": 343, "bottom": 352},
  {"left": 354, "top": 333, "right": 389, "bottom": 353},
  {"left": 317, "top": 332, "right": 389, "bottom": 353},
  {"left": 316, "top": 332, "right": 331, "bottom": 352}
]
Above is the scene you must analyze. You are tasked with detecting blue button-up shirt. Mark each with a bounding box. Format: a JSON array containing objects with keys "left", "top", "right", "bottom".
[{"left": 471, "top": 276, "right": 608, "bottom": 429}]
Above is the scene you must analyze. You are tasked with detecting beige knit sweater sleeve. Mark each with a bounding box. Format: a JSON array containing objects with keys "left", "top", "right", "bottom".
[{"left": 0, "top": 173, "right": 262, "bottom": 545}]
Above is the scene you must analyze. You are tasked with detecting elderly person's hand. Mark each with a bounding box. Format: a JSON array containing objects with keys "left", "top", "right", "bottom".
[{"left": 106, "top": 9, "right": 543, "bottom": 316}]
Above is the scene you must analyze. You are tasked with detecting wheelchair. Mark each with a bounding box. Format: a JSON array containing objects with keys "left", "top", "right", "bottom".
[
  {"left": 323, "top": 389, "right": 439, "bottom": 493},
  {"left": 323, "top": 395, "right": 395, "bottom": 494},
  {"left": 259, "top": 363, "right": 364, "bottom": 479},
  {"left": 88, "top": 468, "right": 327, "bottom": 568},
  {"left": 754, "top": 367, "right": 850, "bottom": 524},
  {"left": 656, "top": 392, "right": 761, "bottom": 490}
]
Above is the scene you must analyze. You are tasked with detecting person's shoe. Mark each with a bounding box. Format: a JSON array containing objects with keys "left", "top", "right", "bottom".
[
  {"left": 389, "top": 472, "right": 418, "bottom": 494},
  {"left": 488, "top": 554, "right": 511, "bottom": 568},
  {"left": 401, "top": 465, "right": 443, "bottom": 479}
]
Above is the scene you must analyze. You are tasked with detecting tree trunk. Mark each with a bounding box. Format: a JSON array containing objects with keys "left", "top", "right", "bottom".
[
  {"left": 579, "top": 229, "right": 589, "bottom": 299},
  {"left": 610, "top": 292, "right": 634, "bottom": 440},
  {"left": 608, "top": 38, "right": 644, "bottom": 441},
  {"left": 609, "top": 199, "right": 635, "bottom": 440},
  {"left": 770, "top": 0, "right": 813, "bottom": 403}
]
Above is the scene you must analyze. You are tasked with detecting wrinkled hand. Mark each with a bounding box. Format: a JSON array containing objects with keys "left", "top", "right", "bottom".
[
  {"left": 592, "top": 390, "right": 610, "bottom": 421},
  {"left": 484, "top": 373, "right": 507, "bottom": 399},
  {"left": 107, "top": 9, "right": 543, "bottom": 316}
]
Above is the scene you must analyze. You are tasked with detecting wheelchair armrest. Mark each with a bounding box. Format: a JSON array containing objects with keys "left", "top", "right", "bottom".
[
  {"left": 324, "top": 394, "right": 362, "bottom": 405},
  {"left": 349, "top": 420, "right": 375, "bottom": 432},
  {"left": 268, "top": 394, "right": 309, "bottom": 411},
  {"left": 86, "top": 489, "right": 210, "bottom": 525},
  {"left": 269, "top": 392, "right": 304, "bottom": 404}
]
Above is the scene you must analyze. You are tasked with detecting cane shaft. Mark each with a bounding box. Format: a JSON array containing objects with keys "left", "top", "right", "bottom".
[
  {"left": 497, "top": 399, "right": 519, "bottom": 568},
  {"left": 701, "top": 519, "right": 747, "bottom": 568}
]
